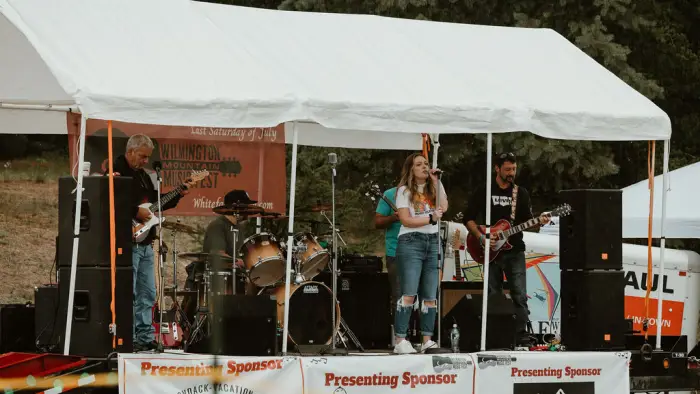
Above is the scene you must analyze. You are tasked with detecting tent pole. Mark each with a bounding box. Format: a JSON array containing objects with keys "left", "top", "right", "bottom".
[
  {"left": 431, "top": 134, "right": 442, "bottom": 346},
  {"left": 480, "top": 133, "right": 493, "bottom": 351},
  {"left": 63, "top": 114, "right": 87, "bottom": 355},
  {"left": 281, "top": 122, "right": 299, "bottom": 354},
  {"left": 655, "top": 139, "right": 670, "bottom": 349}
]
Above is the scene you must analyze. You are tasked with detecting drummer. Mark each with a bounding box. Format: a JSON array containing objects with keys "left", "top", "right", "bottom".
[{"left": 184, "top": 190, "right": 258, "bottom": 294}]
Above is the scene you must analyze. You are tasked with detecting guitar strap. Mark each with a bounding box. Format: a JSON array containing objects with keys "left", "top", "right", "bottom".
[{"left": 510, "top": 185, "right": 518, "bottom": 223}]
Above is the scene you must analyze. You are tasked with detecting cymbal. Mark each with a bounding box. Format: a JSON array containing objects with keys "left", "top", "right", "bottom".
[
  {"left": 318, "top": 229, "right": 345, "bottom": 237},
  {"left": 245, "top": 212, "right": 287, "bottom": 220},
  {"left": 162, "top": 221, "right": 199, "bottom": 234},
  {"left": 298, "top": 203, "right": 343, "bottom": 213},
  {"left": 178, "top": 252, "right": 234, "bottom": 263},
  {"left": 213, "top": 205, "right": 265, "bottom": 216}
]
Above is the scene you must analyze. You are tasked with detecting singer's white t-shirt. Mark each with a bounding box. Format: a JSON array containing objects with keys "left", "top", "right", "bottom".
[{"left": 396, "top": 182, "right": 446, "bottom": 236}]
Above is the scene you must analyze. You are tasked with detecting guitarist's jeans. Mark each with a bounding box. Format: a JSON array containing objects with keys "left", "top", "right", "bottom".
[
  {"left": 133, "top": 243, "right": 156, "bottom": 345},
  {"left": 488, "top": 251, "right": 529, "bottom": 338},
  {"left": 394, "top": 232, "right": 439, "bottom": 338}
]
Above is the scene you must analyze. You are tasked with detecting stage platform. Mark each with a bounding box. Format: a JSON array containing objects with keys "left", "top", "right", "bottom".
[{"left": 118, "top": 349, "right": 631, "bottom": 394}]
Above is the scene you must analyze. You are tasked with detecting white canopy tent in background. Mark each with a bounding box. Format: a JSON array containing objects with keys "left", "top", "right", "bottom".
[
  {"left": 623, "top": 160, "right": 700, "bottom": 239},
  {"left": 0, "top": 0, "right": 672, "bottom": 354}
]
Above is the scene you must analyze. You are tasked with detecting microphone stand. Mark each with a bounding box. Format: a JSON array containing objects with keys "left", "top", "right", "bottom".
[
  {"left": 323, "top": 157, "right": 348, "bottom": 356},
  {"left": 435, "top": 173, "right": 443, "bottom": 349},
  {"left": 155, "top": 167, "right": 165, "bottom": 353}
]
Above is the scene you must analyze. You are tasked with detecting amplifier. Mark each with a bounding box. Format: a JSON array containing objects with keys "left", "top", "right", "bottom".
[
  {"left": 339, "top": 254, "right": 383, "bottom": 273},
  {"left": 34, "top": 284, "right": 60, "bottom": 350},
  {"left": 0, "top": 304, "right": 36, "bottom": 353}
]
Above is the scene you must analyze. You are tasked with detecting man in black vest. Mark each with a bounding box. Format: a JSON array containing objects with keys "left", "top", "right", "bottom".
[{"left": 463, "top": 152, "right": 549, "bottom": 347}]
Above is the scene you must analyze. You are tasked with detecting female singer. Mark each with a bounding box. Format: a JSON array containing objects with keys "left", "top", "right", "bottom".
[{"left": 393, "top": 152, "right": 448, "bottom": 354}]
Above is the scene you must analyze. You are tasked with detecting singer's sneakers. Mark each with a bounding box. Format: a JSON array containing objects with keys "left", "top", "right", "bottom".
[
  {"left": 393, "top": 339, "right": 417, "bottom": 354},
  {"left": 421, "top": 340, "right": 438, "bottom": 353}
]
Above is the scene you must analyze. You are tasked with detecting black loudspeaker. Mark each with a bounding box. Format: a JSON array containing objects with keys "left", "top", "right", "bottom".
[
  {"left": 56, "top": 267, "right": 133, "bottom": 357},
  {"left": 561, "top": 270, "right": 625, "bottom": 350},
  {"left": 441, "top": 292, "right": 516, "bottom": 351},
  {"left": 34, "top": 284, "right": 60, "bottom": 350},
  {"left": 203, "top": 295, "right": 277, "bottom": 356},
  {"left": 58, "top": 176, "right": 133, "bottom": 267},
  {"left": 559, "top": 189, "right": 622, "bottom": 270},
  {"left": 0, "top": 304, "right": 36, "bottom": 353},
  {"left": 318, "top": 271, "right": 392, "bottom": 350}
]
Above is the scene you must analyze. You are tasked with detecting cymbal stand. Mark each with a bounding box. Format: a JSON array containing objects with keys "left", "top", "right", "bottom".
[
  {"left": 170, "top": 223, "right": 192, "bottom": 335},
  {"left": 187, "top": 267, "right": 210, "bottom": 346},
  {"left": 320, "top": 211, "right": 347, "bottom": 247},
  {"left": 336, "top": 317, "right": 365, "bottom": 352},
  {"left": 229, "top": 219, "right": 240, "bottom": 295}
]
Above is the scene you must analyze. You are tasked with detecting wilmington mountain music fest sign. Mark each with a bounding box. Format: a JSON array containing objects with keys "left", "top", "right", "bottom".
[{"left": 67, "top": 114, "right": 286, "bottom": 216}]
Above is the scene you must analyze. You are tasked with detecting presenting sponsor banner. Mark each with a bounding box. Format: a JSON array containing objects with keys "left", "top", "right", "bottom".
[
  {"left": 302, "top": 354, "right": 475, "bottom": 393},
  {"left": 118, "top": 353, "right": 302, "bottom": 394},
  {"left": 473, "top": 351, "right": 630, "bottom": 394},
  {"left": 67, "top": 113, "right": 286, "bottom": 215}
]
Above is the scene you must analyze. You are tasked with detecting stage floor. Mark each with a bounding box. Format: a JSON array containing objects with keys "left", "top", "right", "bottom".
[{"left": 118, "top": 349, "right": 631, "bottom": 393}]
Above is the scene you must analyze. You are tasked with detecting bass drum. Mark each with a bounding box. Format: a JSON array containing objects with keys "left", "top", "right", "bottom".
[{"left": 272, "top": 281, "right": 340, "bottom": 346}]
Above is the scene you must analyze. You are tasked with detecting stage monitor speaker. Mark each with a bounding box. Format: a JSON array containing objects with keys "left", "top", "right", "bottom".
[
  {"left": 440, "top": 292, "right": 516, "bottom": 351},
  {"left": 561, "top": 270, "right": 625, "bottom": 350},
  {"left": 203, "top": 295, "right": 277, "bottom": 356},
  {"left": 58, "top": 176, "right": 133, "bottom": 268},
  {"left": 56, "top": 267, "right": 133, "bottom": 357},
  {"left": 34, "top": 284, "right": 60, "bottom": 350},
  {"left": 0, "top": 304, "right": 36, "bottom": 353},
  {"left": 317, "top": 271, "right": 392, "bottom": 350},
  {"left": 559, "top": 189, "right": 622, "bottom": 270}
]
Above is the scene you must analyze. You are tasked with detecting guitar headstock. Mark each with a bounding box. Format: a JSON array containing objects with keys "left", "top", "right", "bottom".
[
  {"left": 189, "top": 169, "right": 210, "bottom": 183},
  {"left": 453, "top": 212, "right": 464, "bottom": 222},
  {"left": 550, "top": 203, "right": 572, "bottom": 218},
  {"left": 364, "top": 183, "right": 384, "bottom": 202},
  {"left": 452, "top": 228, "right": 462, "bottom": 251}
]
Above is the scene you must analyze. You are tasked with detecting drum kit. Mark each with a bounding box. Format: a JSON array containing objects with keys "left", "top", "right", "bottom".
[{"left": 154, "top": 201, "right": 363, "bottom": 353}]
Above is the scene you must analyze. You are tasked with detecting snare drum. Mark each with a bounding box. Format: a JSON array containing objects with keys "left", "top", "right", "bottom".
[
  {"left": 272, "top": 281, "right": 340, "bottom": 345},
  {"left": 294, "top": 232, "right": 330, "bottom": 280},
  {"left": 240, "top": 233, "right": 286, "bottom": 287}
]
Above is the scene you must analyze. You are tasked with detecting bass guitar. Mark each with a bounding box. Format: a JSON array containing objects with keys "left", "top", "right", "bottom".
[
  {"left": 466, "top": 204, "right": 571, "bottom": 264},
  {"left": 132, "top": 169, "right": 209, "bottom": 243}
]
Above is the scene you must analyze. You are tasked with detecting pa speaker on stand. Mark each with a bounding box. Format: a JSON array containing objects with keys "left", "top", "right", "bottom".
[
  {"left": 58, "top": 176, "right": 133, "bottom": 268},
  {"left": 558, "top": 189, "right": 625, "bottom": 351}
]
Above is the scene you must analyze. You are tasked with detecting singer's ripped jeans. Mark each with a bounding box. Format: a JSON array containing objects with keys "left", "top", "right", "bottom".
[
  {"left": 394, "top": 232, "right": 439, "bottom": 338},
  {"left": 133, "top": 243, "right": 156, "bottom": 345}
]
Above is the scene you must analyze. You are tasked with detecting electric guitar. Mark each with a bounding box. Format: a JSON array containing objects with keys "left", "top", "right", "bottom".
[
  {"left": 451, "top": 228, "right": 465, "bottom": 281},
  {"left": 132, "top": 169, "right": 209, "bottom": 243},
  {"left": 466, "top": 204, "right": 571, "bottom": 264}
]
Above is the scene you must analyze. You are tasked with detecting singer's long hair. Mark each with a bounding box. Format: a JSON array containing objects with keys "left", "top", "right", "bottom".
[{"left": 397, "top": 153, "right": 436, "bottom": 206}]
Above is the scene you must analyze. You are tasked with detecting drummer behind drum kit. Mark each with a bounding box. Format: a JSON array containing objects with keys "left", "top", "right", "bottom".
[{"left": 156, "top": 200, "right": 364, "bottom": 354}]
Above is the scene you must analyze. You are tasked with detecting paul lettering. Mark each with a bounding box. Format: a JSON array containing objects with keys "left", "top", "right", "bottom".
[{"left": 625, "top": 271, "right": 674, "bottom": 294}]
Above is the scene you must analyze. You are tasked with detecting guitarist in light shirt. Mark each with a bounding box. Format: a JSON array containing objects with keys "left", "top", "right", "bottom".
[
  {"left": 111, "top": 134, "right": 193, "bottom": 352},
  {"left": 463, "top": 152, "right": 549, "bottom": 348}
]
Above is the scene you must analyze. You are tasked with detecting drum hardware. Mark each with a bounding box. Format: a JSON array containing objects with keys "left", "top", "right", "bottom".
[{"left": 293, "top": 232, "right": 329, "bottom": 281}]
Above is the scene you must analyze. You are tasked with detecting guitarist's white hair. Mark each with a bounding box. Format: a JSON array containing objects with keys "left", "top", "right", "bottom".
[{"left": 126, "top": 134, "right": 154, "bottom": 152}]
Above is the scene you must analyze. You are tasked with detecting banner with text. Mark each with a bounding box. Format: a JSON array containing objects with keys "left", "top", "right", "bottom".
[
  {"left": 302, "top": 354, "right": 475, "bottom": 394},
  {"left": 118, "top": 354, "right": 302, "bottom": 394},
  {"left": 473, "top": 351, "right": 630, "bottom": 394},
  {"left": 67, "top": 114, "right": 286, "bottom": 215}
]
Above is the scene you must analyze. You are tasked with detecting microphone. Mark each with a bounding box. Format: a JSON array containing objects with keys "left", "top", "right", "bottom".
[
  {"left": 153, "top": 161, "right": 163, "bottom": 173},
  {"left": 328, "top": 153, "right": 338, "bottom": 166},
  {"left": 432, "top": 169, "right": 443, "bottom": 175}
]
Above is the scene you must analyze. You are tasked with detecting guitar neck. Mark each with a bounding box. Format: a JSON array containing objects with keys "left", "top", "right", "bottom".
[
  {"left": 149, "top": 184, "right": 186, "bottom": 213},
  {"left": 453, "top": 248, "right": 462, "bottom": 280},
  {"left": 501, "top": 217, "right": 541, "bottom": 238},
  {"left": 378, "top": 193, "right": 398, "bottom": 212}
]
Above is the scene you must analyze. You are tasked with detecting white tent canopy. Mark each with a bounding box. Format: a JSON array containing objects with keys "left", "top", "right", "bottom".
[
  {"left": 1, "top": 0, "right": 670, "bottom": 141},
  {"left": 623, "top": 161, "right": 700, "bottom": 239}
]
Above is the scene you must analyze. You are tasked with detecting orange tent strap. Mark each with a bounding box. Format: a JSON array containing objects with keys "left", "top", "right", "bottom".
[
  {"left": 108, "top": 121, "right": 117, "bottom": 349},
  {"left": 644, "top": 140, "right": 655, "bottom": 340}
]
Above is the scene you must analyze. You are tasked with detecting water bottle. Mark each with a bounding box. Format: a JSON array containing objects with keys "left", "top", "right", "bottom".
[{"left": 450, "top": 323, "right": 460, "bottom": 353}]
